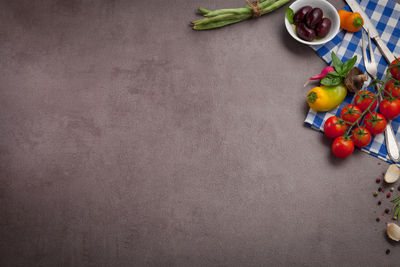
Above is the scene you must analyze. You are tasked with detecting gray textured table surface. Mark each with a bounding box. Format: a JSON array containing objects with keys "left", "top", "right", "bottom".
[{"left": 1, "top": 0, "right": 400, "bottom": 266}]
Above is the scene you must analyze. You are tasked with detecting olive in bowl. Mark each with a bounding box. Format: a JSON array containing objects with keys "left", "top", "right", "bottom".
[
  {"left": 293, "top": 6, "right": 329, "bottom": 41},
  {"left": 285, "top": 0, "right": 340, "bottom": 46}
]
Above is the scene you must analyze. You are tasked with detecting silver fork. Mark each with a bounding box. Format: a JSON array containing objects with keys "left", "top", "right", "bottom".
[{"left": 362, "top": 29, "right": 400, "bottom": 162}]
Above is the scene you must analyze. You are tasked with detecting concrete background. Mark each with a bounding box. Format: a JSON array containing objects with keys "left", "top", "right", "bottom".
[{"left": 1, "top": 0, "right": 400, "bottom": 266}]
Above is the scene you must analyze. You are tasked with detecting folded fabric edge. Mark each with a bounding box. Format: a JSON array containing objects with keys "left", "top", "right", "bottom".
[{"left": 304, "top": 119, "right": 398, "bottom": 165}]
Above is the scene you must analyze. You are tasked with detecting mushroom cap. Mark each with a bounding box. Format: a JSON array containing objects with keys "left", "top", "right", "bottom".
[{"left": 344, "top": 67, "right": 368, "bottom": 93}]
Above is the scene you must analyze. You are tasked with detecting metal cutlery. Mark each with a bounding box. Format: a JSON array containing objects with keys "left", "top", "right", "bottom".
[
  {"left": 345, "top": 0, "right": 396, "bottom": 63},
  {"left": 361, "top": 29, "right": 400, "bottom": 162}
]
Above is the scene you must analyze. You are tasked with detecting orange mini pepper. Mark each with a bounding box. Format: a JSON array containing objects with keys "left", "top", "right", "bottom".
[{"left": 338, "top": 10, "right": 364, "bottom": 32}]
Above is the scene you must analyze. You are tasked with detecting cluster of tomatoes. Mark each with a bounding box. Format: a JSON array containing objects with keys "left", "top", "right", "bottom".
[{"left": 323, "top": 59, "right": 400, "bottom": 159}]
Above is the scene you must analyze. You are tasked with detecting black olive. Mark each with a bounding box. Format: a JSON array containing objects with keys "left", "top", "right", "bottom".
[
  {"left": 316, "top": 18, "right": 332, "bottom": 38},
  {"left": 305, "top": 8, "right": 323, "bottom": 28},
  {"left": 294, "top": 6, "right": 313, "bottom": 25},
  {"left": 296, "top": 22, "right": 316, "bottom": 41}
]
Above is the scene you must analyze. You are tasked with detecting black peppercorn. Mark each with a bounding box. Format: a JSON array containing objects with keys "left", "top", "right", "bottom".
[{"left": 386, "top": 249, "right": 390, "bottom": 255}]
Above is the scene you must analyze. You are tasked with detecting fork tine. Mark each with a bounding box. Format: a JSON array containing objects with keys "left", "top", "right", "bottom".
[
  {"left": 367, "top": 29, "right": 376, "bottom": 64},
  {"left": 361, "top": 29, "right": 368, "bottom": 65}
]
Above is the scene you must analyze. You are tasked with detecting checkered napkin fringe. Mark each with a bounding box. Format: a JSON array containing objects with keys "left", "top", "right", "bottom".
[{"left": 304, "top": 0, "right": 400, "bottom": 164}]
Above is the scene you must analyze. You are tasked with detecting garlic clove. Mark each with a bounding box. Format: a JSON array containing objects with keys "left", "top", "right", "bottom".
[
  {"left": 384, "top": 164, "right": 400, "bottom": 184},
  {"left": 387, "top": 223, "right": 400, "bottom": 241}
]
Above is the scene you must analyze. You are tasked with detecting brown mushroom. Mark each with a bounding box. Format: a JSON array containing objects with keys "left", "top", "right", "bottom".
[{"left": 344, "top": 67, "right": 368, "bottom": 93}]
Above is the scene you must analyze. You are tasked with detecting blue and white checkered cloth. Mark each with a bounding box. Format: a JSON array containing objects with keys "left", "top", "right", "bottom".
[{"left": 304, "top": 0, "right": 400, "bottom": 163}]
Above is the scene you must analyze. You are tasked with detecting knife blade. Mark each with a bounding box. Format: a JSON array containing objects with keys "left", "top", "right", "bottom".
[{"left": 345, "top": 0, "right": 396, "bottom": 63}]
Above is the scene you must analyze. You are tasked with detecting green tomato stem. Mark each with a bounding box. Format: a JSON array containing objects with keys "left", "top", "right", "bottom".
[{"left": 344, "top": 74, "right": 391, "bottom": 136}]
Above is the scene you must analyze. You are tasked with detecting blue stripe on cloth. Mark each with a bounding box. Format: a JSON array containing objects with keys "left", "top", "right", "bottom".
[{"left": 304, "top": 0, "right": 400, "bottom": 164}]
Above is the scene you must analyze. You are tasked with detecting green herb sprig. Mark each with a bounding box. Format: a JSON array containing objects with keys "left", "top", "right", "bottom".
[
  {"left": 391, "top": 194, "right": 400, "bottom": 219},
  {"left": 321, "top": 52, "right": 357, "bottom": 86}
]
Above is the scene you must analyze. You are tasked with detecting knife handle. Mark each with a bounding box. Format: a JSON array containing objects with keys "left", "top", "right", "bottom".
[{"left": 374, "top": 36, "right": 396, "bottom": 63}]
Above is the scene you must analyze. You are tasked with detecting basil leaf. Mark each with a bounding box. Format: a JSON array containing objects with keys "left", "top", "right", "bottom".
[
  {"left": 331, "top": 52, "right": 343, "bottom": 74},
  {"left": 286, "top": 8, "right": 294, "bottom": 24},
  {"left": 321, "top": 74, "right": 342, "bottom": 86},
  {"left": 341, "top": 55, "right": 357, "bottom": 75},
  {"left": 329, "top": 71, "right": 340, "bottom": 76}
]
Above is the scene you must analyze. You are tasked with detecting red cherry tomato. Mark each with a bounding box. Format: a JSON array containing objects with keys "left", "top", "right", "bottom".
[
  {"left": 364, "top": 112, "right": 387, "bottom": 135},
  {"left": 379, "top": 98, "right": 400, "bottom": 120},
  {"left": 340, "top": 104, "right": 362, "bottom": 124},
  {"left": 324, "top": 116, "right": 348, "bottom": 139},
  {"left": 384, "top": 79, "right": 400, "bottom": 98},
  {"left": 332, "top": 136, "right": 354, "bottom": 158},
  {"left": 351, "top": 127, "right": 372, "bottom": 148},
  {"left": 354, "top": 91, "right": 377, "bottom": 112},
  {"left": 390, "top": 58, "right": 400, "bottom": 81}
]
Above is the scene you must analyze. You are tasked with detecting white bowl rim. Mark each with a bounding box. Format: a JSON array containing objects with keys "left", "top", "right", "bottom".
[{"left": 284, "top": 0, "right": 340, "bottom": 46}]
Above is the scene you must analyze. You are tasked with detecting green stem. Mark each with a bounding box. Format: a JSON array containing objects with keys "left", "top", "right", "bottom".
[
  {"left": 344, "top": 75, "right": 390, "bottom": 136},
  {"left": 392, "top": 195, "right": 400, "bottom": 203},
  {"left": 261, "top": 0, "right": 291, "bottom": 14},
  {"left": 204, "top": 0, "right": 275, "bottom": 17},
  {"left": 192, "top": 0, "right": 290, "bottom": 30},
  {"left": 193, "top": 13, "right": 246, "bottom": 25},
  {"left": 393, "top": 202, "right": 400, "bottom": 212},
  {"left": 259, "top": 0, "right": 277, "bottom": 9},
  {"left": 194, "top": 18, "right": 247, "bottom": 30},
  {"left": 198, "top": 8, "right": 211, "bottom": 15},
  {"left": 205, "top": 8, "right": 251, "bottom": 17},
  {"left": 395, "top": 207, "right": 400, "bottom": 218}
]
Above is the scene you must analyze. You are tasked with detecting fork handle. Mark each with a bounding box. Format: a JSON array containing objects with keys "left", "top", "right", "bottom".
[
  {"left": 377, "top": 85, "right": 400, "bottom": 163},
  {"left": 376, "top": 80, "right": 400, "bottom": 162},
  {"left": 384, "top": 121, "right": 400, "bottom": 162},
  {"left": 380, "top": 84, "right": 400, "bottom": 162}
]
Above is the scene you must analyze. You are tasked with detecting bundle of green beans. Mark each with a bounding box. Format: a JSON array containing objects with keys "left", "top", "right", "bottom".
[{"left": 192, "top": 0, "right": 291, "bottom": 30}]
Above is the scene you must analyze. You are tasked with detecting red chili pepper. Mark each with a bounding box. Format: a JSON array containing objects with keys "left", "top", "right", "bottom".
[{"left": 304, "top": 66, "right": 335, "bottom": 87}]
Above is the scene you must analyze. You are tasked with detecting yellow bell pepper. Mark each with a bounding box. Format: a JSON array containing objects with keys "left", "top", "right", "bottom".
[{"left": 307, "top": 84, "right": 347, "bottom": 112}]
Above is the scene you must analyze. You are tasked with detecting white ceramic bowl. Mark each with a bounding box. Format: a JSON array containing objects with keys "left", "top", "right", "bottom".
[{"left": 285, "top": 0, "right": 340, "bottom": 46}]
